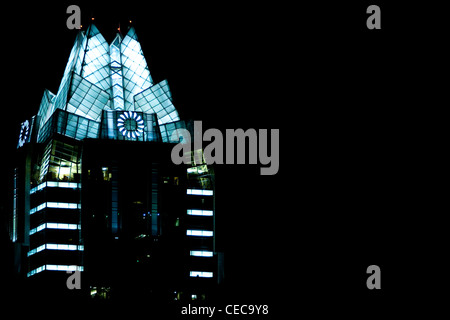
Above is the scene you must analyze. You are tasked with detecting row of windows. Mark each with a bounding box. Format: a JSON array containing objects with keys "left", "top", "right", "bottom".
[
  {"left": 30, "top": 202, "right": 81, "bottom": 215},
  {"left": 30, "top": 181, "right": 80, "bottom": 194},
  {"left": 28, "top": 267, "right": 210, "bottom": 279},
  {"left": 27, "top": 243, "right": 84, "bottom": 256},
  {"left": 64, "top": 110, "right": 101, "bottom": 138},
  {"left": 186, "top": 230, "right": 213, "bottom": 237},
  {"left": 190, "top": 271, "right": 213, "bottom": 278},
  {"left": 187, "top": 209, "right": 213, "bottom": 216},
  {"left": 134, "top": 82, "right": 179, "bottom": 125},
  {"left": 29, "top": 223, "right": 81, "bottom": 235},
  {"left": 37, "top": 110, "right": 96, "bottom": 153},
  {"left": 159, "top": 120, "right": 189, "bottom": 143},
  {"left": 27, "top": 265, "right": 84, "bottom": 277},
  {"left": 186, "top": 189, "right": 214, "bottom": 196},
  {"left": 52, "top": 139, "right": 80, "bottom": 160},
  {"left": 67, "top": 74, "right": 110, "bottom": 122},
  {"left": 190, "top": 251, "right": 213, "bottom": 257},
  {"left": 38, "top": 138, "right": 81, "bottom": 183}
]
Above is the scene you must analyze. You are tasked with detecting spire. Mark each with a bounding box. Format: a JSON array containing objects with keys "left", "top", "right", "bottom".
[
  {"left": 54, "top": 23, "right": 113, "bottom": 121},
  {"left": 112, "top": 32, "right": 123, "bottom": 46},
  {"left": 110, "top": 33, "right": 124, "bottom": 110},
  {"left": 125, "top": 26, "right": 138, "bottom": 40},
  {"left": 80, "top": 24, "right": 111, "bottom": 88},
  {"left": 36, "top": 24, "right": 161, "bottom": 133},
  {"left": 120, "top": 26, "right": 153, "bottom": 110}
]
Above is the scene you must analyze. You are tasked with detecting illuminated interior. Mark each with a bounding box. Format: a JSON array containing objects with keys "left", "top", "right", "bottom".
[
  {"left": 16, "top": 24, "right": 220, "bottom": 299},
  {"left": 31, "top": 24, "right": 180, "bottom": 146}
]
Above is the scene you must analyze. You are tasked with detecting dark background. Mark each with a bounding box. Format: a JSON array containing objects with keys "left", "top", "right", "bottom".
[{"left": 0, "top": 1, "right": 443, "bottom": 318}]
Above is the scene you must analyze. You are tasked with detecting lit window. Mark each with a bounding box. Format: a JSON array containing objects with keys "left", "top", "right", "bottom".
[
  {"left": 45, "top": 265, "right": 84, "bottom": 272},
  {"left": 190, "top": 250, "right": 213, "bottom": 257},
  {"left": 117, "top": 111, "right": 145, "bottom": 139},
  {"left": 30, "top": 223, "right": 80, "bottom": 235},
  {"left": 190, "top": 271, "right": 213, "bottom": 278},
  {"left": 27, "top": 244, "right": 45, "bottom": 256},
  {"left": 187, "top": 209, "right": 213, "bottom": 216},
  {"left": 29, "top": 203, "right": 47, "bottom": 214},
  {"left": 27, "top": 265, "right": 46, "bottom": 277},
  {"left": 186, "top": 230, "right": 213, "bottom": 237},
  {"left": 27, "top": 243, "right": 84, "bottom": 256},
  {"left": 30, "top": 202, "right": 81, "bottom": 214},
  {"left": 46, "top": 244, "right": 76, "bottom": 250},
  {"left": 186, "top": 189, "right": 213, "bottom": 196},
  {"left": 47, "top": 202, "right": 80, "bottom": 209},
  {"left": 29, "top": 224, "right": 46, "bottom": 235}
]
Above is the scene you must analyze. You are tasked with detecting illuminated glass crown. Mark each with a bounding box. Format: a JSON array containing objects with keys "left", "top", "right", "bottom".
[{"left": 34, "top": 24, "right": 184, "bottom": 144}]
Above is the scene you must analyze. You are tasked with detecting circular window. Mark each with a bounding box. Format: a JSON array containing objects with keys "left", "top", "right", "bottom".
[{"left": 117, "top": 111, "right": 145, "bottom": 139}]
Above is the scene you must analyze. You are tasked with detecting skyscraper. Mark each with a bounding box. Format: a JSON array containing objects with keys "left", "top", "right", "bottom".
[{"left": 11, "top": 24, "right": 221, "bottom": 301}]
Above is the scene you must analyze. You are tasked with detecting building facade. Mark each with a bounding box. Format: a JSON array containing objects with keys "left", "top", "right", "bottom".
[{"left": 11, "top": 24, "right": 221, "bottom": 301}]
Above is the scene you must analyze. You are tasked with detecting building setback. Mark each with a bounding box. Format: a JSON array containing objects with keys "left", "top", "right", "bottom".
[{"left": 10, "top": 24, "right": 222, "bottom": 301}]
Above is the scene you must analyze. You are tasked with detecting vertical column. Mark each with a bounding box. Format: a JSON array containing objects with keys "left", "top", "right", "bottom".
[
  {"left": 111, "top": 166, "right": 119, "bottom": 234},
  {"left": 12, "top": 168, "right": 18, "bottom": 242},
  {"left": 151, "top": 164, "right": 159, "bottom": 236},
  {"left": 110, "top": 36, "right": 124, "bottom": 110}
]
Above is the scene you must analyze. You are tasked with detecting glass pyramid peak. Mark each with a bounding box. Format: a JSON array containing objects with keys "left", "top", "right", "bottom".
[
  {"left": 85, "top": 23, "right": 102, "bottom": 38},
  {"left": 112, "top": 33, "right": 123, "bottom": 47},
  {"left": 35, "top": 24, "right": 180, "bottom": 142},
  {"left": 125, "top": 26, "right": 138, "bottom": 40}
]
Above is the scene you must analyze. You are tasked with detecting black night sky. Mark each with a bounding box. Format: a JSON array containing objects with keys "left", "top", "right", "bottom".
[{"left": 0, "top": 1, "right": 442, "bottom": 318}]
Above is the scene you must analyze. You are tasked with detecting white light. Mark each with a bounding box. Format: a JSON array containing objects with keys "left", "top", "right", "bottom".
[
  {"left": 27, "top": 243, "right": 84, "bottom": 256},
  {"left": 45, "top": 265, "right": 58, "bottom": 271},
  {"left": 186, "top": 230, "right": 213, "bottom": 237},
  {"left": 30, "top": 203, "right": 46, "bottom": 214},
  {"left": 18, "top": 120, "right": 30, "bottom": 148},
  {"left": 27, "top": 265, "right": 45, "bottom": 277},
  {"left": 186, "top": 189, "right": 214, "bottom": 196},
  {"left": 190, "top": 250, "right": 213, "bottom": 257},
  {"left": 30, "top": 223, "right": 80, "bottom": 235},
  {"left": 45, "top": 265, "right": 84, "bottom": 272},
  {"left": 117, "top": 111, "right": 145, "bottom": 139},
  {"left": 187, "top": 209, "right": 213, "bottom": 216},
  {"left": 46, "top": 223, "right": 58, "bottom": 229},
  {"left": 29, "top": 202, "right": 81, "bottom": 214},
  {"left": 190, "top": 271, "right": 213, "bottom": 278},
  {"left": 46, "top": 244, "right": 79, "bottom": 250},
  {"left": 46, "top": 202, "right": 80, "bottom": 209},
  {"left": 27, "top": 244, "right": 45, "bottom": 256}
]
